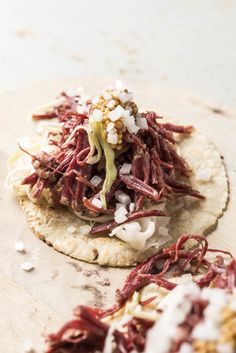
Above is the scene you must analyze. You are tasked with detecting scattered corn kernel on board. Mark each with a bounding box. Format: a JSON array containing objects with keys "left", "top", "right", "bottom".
[{"left": 0, "top": 78, "right": 236, "bottom": 352}]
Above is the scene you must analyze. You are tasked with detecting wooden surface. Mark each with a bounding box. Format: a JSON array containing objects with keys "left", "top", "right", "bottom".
[{"left": 1, "top": 78, "right": 236, "bottom": 352}]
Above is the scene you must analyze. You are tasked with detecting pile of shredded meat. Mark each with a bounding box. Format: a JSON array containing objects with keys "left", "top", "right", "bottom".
[
  {"left": 45, "top": 235, "right": 235, "bottom": 353},
  {"left": 21, "top": 89, "right": 204, "bottom": 234}
]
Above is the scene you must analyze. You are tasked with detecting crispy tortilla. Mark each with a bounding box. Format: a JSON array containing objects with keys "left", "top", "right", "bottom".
[{"left": 13, "top": 129, "right": 228, "bottom": 267}]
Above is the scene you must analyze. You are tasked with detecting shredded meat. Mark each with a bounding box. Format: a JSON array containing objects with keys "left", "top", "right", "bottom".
[
  {"left": 45, "top": 235, "right": 234, "bottom": 353},
  {"left": 22, "top": 92, "right": 204, "bottom": 232}
]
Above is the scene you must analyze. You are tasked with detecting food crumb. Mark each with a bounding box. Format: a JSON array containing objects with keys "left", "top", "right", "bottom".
[
  {"left": 15, "top": 241, "right": 25, "bottom": 252},
  {"left": 21, "top": 262, "right": 34, "bottom": 272},
  {"left": 67, "top": 226, "right": 76, "bottom": 234},
  {"left": 23, "top": 341, "right": 35, "bottom": 353}
]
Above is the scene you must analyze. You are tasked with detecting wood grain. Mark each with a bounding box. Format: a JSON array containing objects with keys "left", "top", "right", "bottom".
[{"left": 0, "top": 78, "right": 236, "bottom": 351}]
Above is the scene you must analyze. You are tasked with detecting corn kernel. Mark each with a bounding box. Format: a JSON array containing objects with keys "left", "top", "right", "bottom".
[{"left": 115, "top": 120, "right": 123, "bottom": 129}]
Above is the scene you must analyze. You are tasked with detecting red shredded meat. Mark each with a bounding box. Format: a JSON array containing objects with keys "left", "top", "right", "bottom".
[
  {"left": 45, "top": 235, "right": 234, "bottom": 353},
  {"left": 22, "top": 92, "right": 204, "bottom": 233}
]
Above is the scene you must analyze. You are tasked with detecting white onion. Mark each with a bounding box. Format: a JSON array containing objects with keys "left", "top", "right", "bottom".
[
  {"left": 136, "top": 117, "right": 148, "bottom": 130},
  {"left": 115, "top": 190, "right": 131, "bottom": 205},
  {"left": 107, "top": 132, "right": 118, "bottom": 144},
  {"left": 90, "top": 175, "right": 102, "bottom": 186},
  {"left": 91, "top": 198, "right": 102, "bottom": 209},
  {"left": 107, "top": 100, "right": 116, "bottom": 109},
  {"left": 106, "top": 122, "right": 115, "bottom": 132},
  {"left": 114, "top": 206, "right": 128, "bottom": 223},
  {"left": 122, "top": 115, "right": 139, "bottom": 134},
  {"left": 91, "top": 109, "right": 103, "bottom": 122},
  {"left": 120, "top": 163, "right": 131, "bottom": 174},
  {"left": 129, "top": 203, "right": 135, "bottom": 213},
  {"left": 15, "top": 242, "right": 25, "bottom": 252},
  {"left": 108, "top": 105, "right": 124, "bottom": 122}
]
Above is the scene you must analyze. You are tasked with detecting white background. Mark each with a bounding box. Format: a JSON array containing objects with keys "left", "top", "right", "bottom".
[{"left": 0, "top": 0, "right": 236, "bottom": 108}]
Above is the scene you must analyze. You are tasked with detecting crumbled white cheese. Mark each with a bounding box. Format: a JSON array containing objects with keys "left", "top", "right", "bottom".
[
  {"left": 67, "top": 226, "right": 76, "bottom": 234},
  {"left": 115, "top": 190, "right": 131, "bottom": 205},
  {"left": 21, "top": 262, "right": 34, "bottom": 272},
  {"left": 90, "top": 175, "right": 102, "bottom": 186},
  {"left": 108, "top": 105, "right": 124, "bottom": 122},
  {"left": 120, "top": 163, "right": 131, "bottom": 174},
  {"left": 15, "top": 241, "right": 25, "bottom": 252},
  {"left": 79, "top": 224, "right": 91, "bottom": 235},
  {"left": 91, "top": 198, "right": 103, "bottom": 209},
  {"left": 91, "top": 108, "right": 103, "bottom": 122}
]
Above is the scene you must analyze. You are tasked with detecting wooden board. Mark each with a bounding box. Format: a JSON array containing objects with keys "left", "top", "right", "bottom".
[{"left": 1, "top": 78, "right": 236, "bottom": 352}]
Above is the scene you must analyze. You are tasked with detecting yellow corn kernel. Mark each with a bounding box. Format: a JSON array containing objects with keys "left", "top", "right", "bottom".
[{"left": 115, "top": 120, "right": 123, "bottom": 129}]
